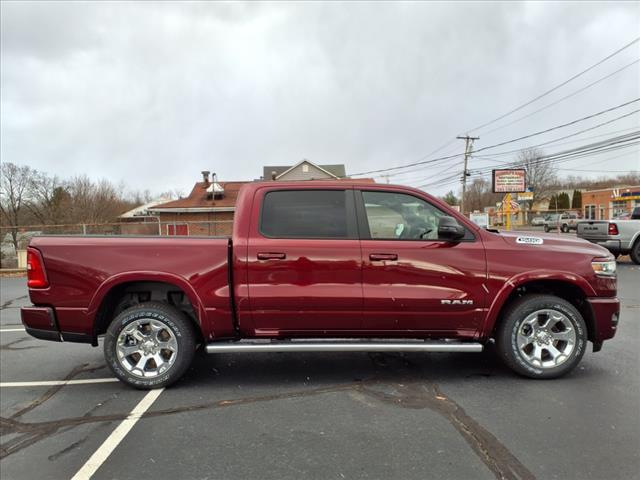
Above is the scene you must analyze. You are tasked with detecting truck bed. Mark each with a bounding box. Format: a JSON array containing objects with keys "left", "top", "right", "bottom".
[{"left": 28, "top": 235, "right": 234, "bottom": 341}]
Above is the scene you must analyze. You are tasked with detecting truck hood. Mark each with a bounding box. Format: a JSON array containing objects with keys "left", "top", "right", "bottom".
[{"left": 495, "top": 231, "right": 612, "bottom": 258}]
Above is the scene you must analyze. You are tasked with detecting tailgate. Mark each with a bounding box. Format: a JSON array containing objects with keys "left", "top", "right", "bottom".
[{"left": 577, "top": 221, "right": 609, "bottom": 239}]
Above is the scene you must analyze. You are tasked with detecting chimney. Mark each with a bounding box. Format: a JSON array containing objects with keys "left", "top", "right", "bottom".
[
  {"left": 201, "top": 171, "right": 210, "bottom": 186},
  {"left": 271, "top": 170, "right": 277, "bottom": 181}
]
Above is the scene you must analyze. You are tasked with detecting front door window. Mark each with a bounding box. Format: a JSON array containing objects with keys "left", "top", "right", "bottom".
[{"left": 362, "top": 191, "right": 446, "bottom": 241}]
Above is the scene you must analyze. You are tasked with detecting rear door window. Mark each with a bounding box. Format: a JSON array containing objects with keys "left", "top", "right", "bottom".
[{"left": 260, "top": 190, "right": 357, "bottom": 239}]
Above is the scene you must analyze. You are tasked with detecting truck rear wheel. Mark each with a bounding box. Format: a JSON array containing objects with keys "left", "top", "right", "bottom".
[
  {"left": 496, "top": 294, "right": 587, "bottom": 379},
  {"left": 104, "top": 302, "right": 196, "bottom": 389}
]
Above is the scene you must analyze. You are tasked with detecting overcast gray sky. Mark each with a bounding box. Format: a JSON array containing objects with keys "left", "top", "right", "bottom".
[{"left": 1, "top": 1, "right": 639, "bottom": 196}]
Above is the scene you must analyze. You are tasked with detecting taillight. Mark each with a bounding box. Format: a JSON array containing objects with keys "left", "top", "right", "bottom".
[
  {"left": 27, "top": 248, "right": 49, "bottom": 288},
  {"left": 608, "top": 223, "right": 619, "bottom": 235}
]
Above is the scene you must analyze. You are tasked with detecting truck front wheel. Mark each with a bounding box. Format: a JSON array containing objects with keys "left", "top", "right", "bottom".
[
  {"left": 631, "top": 240, "right": 640, "bottom": 265},
  {"left": 104, "top": 302, "right": 197, "bottom": 389},
  {"left": 496, "top": 295, "right": 587, "bottom": 379}
]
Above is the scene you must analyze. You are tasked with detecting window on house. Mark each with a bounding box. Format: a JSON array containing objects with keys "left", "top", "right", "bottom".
[
  {"left": 166, "top": 224, "right": 188, "bottom": 236},
  {"left": 612, "top": 201, "right": 627, "bottom": 218},
  {"left": 260, "top": 190, "right": 355, "bottom": 239},
  {"left": 585, "top": 205, "right": 596, "bottom": 220}
]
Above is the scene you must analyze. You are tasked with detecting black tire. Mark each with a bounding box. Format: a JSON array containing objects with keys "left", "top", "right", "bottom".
[
  {"left": 496, "top": 294, "right": 587, "bottom": 379},
  {"left": 631, "top": 240, "right": 640, "bottom": 265},
  {"left": 544, "top": 225, "right": 550, "bottom": 232},
  {"left": 104, "top": 302, "right": 197, "bottom": 389},
  {"left": 561, "top": 224, "right": 569, "bottom": 233}
]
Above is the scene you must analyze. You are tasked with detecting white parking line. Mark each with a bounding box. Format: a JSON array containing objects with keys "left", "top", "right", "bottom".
[
  {"left": 71, "top": 388, "right": 164, "bottom": 480},
  {"left": 0, "top": 328, "right": 25, "bottom": 332},
  {"left": 1, "top": 378, "right": 119, "bottom": 387}
]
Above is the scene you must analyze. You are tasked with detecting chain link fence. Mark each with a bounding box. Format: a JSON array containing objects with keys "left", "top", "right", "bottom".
[{"left": 0, "top": 220, "right": 234, "bottom": 268}]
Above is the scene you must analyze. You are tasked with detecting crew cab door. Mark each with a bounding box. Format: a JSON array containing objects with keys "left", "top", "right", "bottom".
[
  {"left": 357, "top": 189, "right": 487, "bottom": 338},
  {"left": 246, "top": 188, "right": 363, "bottom": 334}
]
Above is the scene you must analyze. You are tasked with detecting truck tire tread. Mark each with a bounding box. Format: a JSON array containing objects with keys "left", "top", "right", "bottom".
[
  {"left": 496, "top": 294, "right": 587, "bottom": 379},
  {"left": 104, "top": 301, "right": 197, "bottom": 389}
]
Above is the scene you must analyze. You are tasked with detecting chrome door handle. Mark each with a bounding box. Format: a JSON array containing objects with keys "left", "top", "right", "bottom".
[
  {"left": 369, "top": 253, "right": 398, "bottom": 261},
  {"left": 257, "top": 252, "right": 286, "bottom": 260}
]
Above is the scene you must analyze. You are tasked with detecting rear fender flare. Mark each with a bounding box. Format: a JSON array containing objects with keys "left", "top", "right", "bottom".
[
  {"left": 482, "top": 270, "right": 596, "bottom": 337},
  {"left": 87, "top": 271, "right": 206, "bottom": 327}
]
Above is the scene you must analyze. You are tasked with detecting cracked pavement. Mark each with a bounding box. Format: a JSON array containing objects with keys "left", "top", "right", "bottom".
[{"left": 1, "top": 260, "right": 639, "bottom": 479}]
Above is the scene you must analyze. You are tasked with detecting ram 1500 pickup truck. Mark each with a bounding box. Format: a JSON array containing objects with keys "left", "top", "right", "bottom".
[
  {"left": 577, "top": 209, "right": 640, "bottom": 264},
  {"left": 22, "top": 181, "right": 620, "bottom": 388}
]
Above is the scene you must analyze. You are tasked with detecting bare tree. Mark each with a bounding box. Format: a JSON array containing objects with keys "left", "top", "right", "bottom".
[
  {"left": 463, "top": 177, "right": 501, "bottom": 213},
  {"left": 26, "top": 171, "right": 70, "bottom": 225},
  {"left": 0, "top": 162, "right": 36, "bottom": 251},
  {"left": 66, "top": 175, "right": 135, "bottom": 225},
  {"left": 515, "top": 148, "right": 557, "bottom": 220}
]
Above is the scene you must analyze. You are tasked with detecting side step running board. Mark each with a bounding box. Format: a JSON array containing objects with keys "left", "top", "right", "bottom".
[{"left": 206, "top": 339, "right": 483, "bottom": 354}]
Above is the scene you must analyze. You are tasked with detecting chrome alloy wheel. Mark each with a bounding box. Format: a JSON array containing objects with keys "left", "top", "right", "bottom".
[
  {"left": 116, "top": 318, "right": 178, "bottom": 378},
  {"left": 516, "top": 309, "right": 577, "bottom": 369}
]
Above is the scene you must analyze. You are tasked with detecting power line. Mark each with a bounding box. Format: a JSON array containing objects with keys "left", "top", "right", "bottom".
[
  {"left": 481, "top": 58, "right": 640, "bottom": 136},
  {"left": 413, "top": 134, "right": 640, "bottom": 189},
  {"left": 472, "top": 124, "right": 640, "bottom": 159},
  {"left": 464, "top": 36, "right": 640, "bottom": 133},
  {"left": 556, "top": 168, "right": 639, "bottom": 172},
  {"left": 350, "top": 99, "right": 640, "bottom": 177},
  {"left": 369, "top": 37, "right": 640, "bottom": 182},
  {"left": 466, "top": 136, "right": 638, "bottom": 182},
  {"left": 470, "top": 98, "right": 640, "bottom": 154}
]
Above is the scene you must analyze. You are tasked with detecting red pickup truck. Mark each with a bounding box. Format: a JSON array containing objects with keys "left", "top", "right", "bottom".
[{"left": 22, "top": 181, "right": 619, "bottom": 388}]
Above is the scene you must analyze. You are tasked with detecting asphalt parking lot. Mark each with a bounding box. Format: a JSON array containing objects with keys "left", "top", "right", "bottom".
[{"left": 1, "top": 260, "right": 639, "bottom": 480}]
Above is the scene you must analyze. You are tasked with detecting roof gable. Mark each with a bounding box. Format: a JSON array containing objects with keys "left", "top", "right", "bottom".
[
  {"left": 276, "top": 160, "right": 339, "bottom": 180},
  {"left": 263, "top": 161, "right": 346, "bottom": 180}
]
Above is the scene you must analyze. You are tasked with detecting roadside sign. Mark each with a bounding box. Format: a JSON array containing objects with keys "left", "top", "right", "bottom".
[
  {"left": 517, "top": 191, "right": 534, "bottom": 201},
  {"left": 469, "top": 212, "right": 489, "bottom": 228},
  {"left": 492, "top": 169, "right": 526, "bottom": 193}
]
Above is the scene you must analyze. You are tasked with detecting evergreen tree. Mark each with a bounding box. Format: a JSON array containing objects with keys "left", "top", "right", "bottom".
[
  {"left": 572, "top": 190, "right": 582, "bottom": 209},
  {"left": 558, "top": 192, "right": 571, "bottom": 209}
]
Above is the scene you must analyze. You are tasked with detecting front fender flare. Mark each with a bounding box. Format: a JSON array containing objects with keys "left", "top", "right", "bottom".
[{"left": 482, "top": 270, "right": 596, "bottom": 337}]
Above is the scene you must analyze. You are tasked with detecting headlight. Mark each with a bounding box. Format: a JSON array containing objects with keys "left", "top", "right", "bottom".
[{"left": 592, "top": 259, "right": 616, "bottom": 276}]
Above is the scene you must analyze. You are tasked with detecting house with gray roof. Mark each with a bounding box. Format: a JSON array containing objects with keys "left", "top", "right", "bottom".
[{"left": 262, "top": 160, "right": 347, "bottom": 181}]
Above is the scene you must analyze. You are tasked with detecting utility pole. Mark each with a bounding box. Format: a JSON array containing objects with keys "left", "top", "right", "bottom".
[{"left": 457, "top": 135, "right": 479, "bottom": 215}]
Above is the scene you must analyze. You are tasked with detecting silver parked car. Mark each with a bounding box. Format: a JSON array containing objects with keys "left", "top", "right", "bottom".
[
  {"left": 544, "top": 213, "right": 581, "bottom": 233},
  {"left": 530, "top": 216, "right": 545, "bottom": 226}
]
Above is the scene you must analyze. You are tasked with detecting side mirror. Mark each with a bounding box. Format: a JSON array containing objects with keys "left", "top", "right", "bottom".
[{"left": 438, "top": 216, "right": 465, "bottom": 241}]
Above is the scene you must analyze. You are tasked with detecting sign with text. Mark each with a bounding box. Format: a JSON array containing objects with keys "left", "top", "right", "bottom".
[
  {"left": 517, "top": 191, "right": 534, "bottom": 201},
  {"left": 492, "top": 169, "right": 526, "bottom": 193},
  {"left": 469, "top": 212, "right": 489, "bottom": 228}
]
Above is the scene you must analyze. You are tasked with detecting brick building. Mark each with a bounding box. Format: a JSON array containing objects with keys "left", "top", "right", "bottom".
[
  {"left": 146, "top": 163, "right": 371, "bottom": 236},
  {"left": 582, "top": 185, "right": 640, "bottom": 220},
  {"left": 149, "top": 172, "right": 246, "bottom": 236}
]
